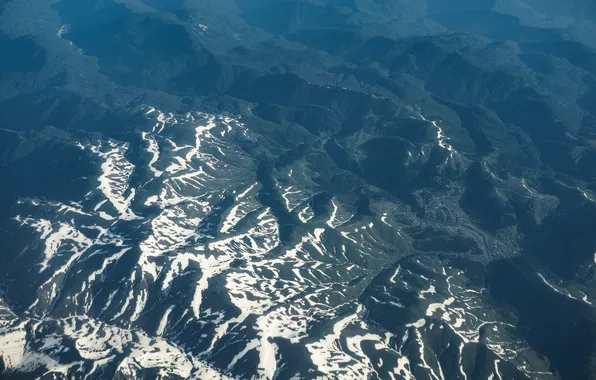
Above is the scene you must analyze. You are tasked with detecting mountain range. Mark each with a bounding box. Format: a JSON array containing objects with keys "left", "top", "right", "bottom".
[{"left": 1, "top": 0, "right": 596, "bottom": 379}]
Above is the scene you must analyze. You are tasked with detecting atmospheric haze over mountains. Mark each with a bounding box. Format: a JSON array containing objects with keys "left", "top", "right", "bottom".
[{"left": 1, "top": 0, "right": 596, "bottom": 379}]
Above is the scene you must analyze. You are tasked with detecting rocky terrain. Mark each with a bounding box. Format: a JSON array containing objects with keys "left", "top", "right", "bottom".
[{"left": 1, "top": 0, "right": 596, "bottom": 379}]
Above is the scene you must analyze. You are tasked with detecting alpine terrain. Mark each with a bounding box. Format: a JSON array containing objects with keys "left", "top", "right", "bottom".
[{"left": 1, "top": 0, "right": 596, "bottom": 379}]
